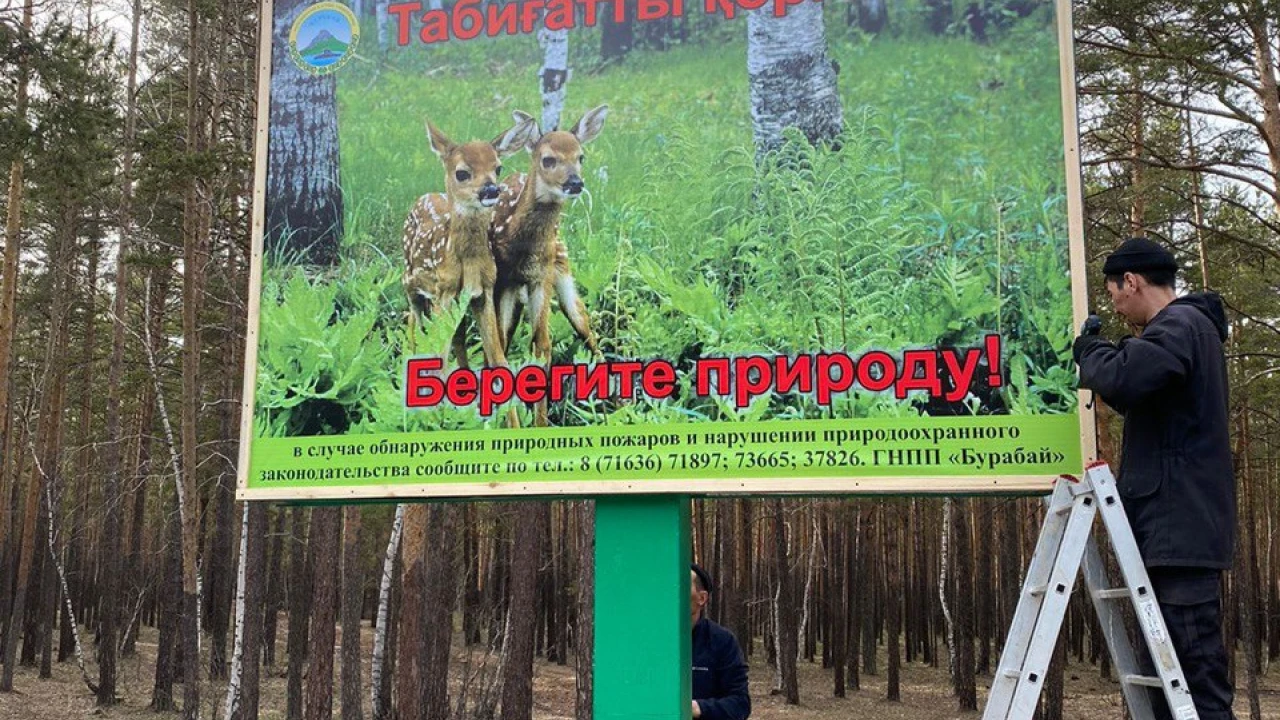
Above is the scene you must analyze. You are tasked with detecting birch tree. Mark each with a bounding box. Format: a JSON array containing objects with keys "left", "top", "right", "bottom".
[
  {"left": 538, "top": 27, "right": 569, "bottom": 131},
  {"left": 747, "top": 0, "right": 843, "bottom": 156},
  {"left": 372, "top": 505, "right": 404, "bottom": 720},
  {"left": 266, "top": 0, "right": 344, "bottom": 265}
]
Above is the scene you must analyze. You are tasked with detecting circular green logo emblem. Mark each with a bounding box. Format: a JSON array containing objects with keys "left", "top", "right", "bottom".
[{"left": 289, "top": 2, "right": 359, "bottom": 75}]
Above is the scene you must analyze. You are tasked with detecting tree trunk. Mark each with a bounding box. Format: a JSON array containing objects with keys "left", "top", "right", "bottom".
[
  {"left": 771, "top": 500, "right": 799, "bottom": 704},
  {"left": 0, "top": 1, "right": 34, "bottom": 580},
  {"left": 953, "top": 500, "right": 977, "bottom": 711},
  {"left": 886, "top": 503, "right": 902, "bottom": 701},
  {"left": 396, "top": 504, "right": 429, "bottom": 720},
  {"left": 304, "top": 507, "right": 341, "bottom": 720},
  {"left": 0, "top": 0, "right": 35, "bottom": 680},
  {"left": 2, "top": 202, "right": 74, "bottom": 693},
  {"left": 341, "top": 506, "right": 364, "bottom": 720},
  {"left": 424, "top": 506, "right": 457, "bottom": 720},
  {"left": 574, "top": 501, "right": 594, "bottom": 720},
  {"left": 207, "top": 460, "right": 237, "bottom": 681},
  {"left": 223, "top": 504, "right": 251, "bottom": 720},
  {"left": 267, "top": 0, "right": 344, "bottom": 265},
  {"left": 860, "top": 503, "right": 878, "bottom": 677},
  {"left": 501, "top": 503, "right": 543, "bottom": 720},
  {"left": 372, "top": 505, "right": 404, "bottom": 720},
  {"left": 846, "top": 505, "right": 861, "bottom": 691},
  {"left": 264, "top": 506, "right": 287, "bottom": 669},
  {"left": 230, "top": 503, "right": 268, "bottom": 720},
  {"left": 94, "top": 0, "right": 143, "bottom": 699},
  {"left": 1245, "top": 7, "right": 1280, "bottom": 219},
  {"left": 976, "top": 499, "right": 995, "bottom": 675},
  {"left": 62, "top": 229, "right": 98, "bottom": 665},
  {"left": 287, "top": 507, "right": 313, "bottom": 720},
  {"left": 1040, "top": 636, "right": 1066, "bottom": 720},
  {"left": 851, "top": 0, "right": 887, "bottom": 32},
  {"left": 180, "top": 2, "right": 206, "bottom": 718},
  {"left": 747, "top": 0, "right": 843, "bottom": 156},
  {"left": 1237, "top": 403, "right": 1263, "bottom": 720},
  {"left": 600, "top": 13, "right": 633, "bottom": 61},
  {"left": 831, "top": 508, "right": 847, "bottom": 697},
  {"left": 152, "top": 493, "right": 183, "bottom": 711}
]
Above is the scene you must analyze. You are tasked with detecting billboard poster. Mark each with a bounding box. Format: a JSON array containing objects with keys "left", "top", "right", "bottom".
[{"left": 238, "top": 0, "right": 1091, "bottom": 499}]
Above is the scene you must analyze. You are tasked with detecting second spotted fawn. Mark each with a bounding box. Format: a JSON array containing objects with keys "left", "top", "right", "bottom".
[
  {"left": 402, "top": 117, "right": 535, "bottom": 382},
  {"left": 489, "top": 106, "right": 608, "bottom": 425}
]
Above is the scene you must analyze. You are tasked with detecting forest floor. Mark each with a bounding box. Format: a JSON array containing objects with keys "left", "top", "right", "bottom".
[{"left": 3, "top": 622, "right": 1280, "bottom": 719}]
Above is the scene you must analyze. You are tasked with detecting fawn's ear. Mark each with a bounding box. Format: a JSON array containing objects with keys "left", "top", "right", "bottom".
[
  {"left": 511, "top": 110, "right": 541, "bottom": 148},
  {"left": 568, "top": 105, "right": 608, "bottom": 146},
  {"left": 492, "top": 117, "right": 538, "bottom": 158},
  {"left": 426, "top": 120, "right": 454, "bottom": 159}
]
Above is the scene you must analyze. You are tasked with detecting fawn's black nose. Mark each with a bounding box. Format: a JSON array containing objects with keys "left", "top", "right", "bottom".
[
  {"left": 478, "top": 183, "right": 500, "bottom": 205},
  {"left": 564, "top": 176, "right": 584, "bottom": 195}
]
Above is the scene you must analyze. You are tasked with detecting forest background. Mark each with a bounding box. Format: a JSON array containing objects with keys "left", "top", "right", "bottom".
[{"left": 0, "top": 0, "right": 1278, "bottom": 718}]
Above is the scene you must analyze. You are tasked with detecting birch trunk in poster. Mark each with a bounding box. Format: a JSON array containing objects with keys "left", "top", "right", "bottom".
[
  {"left": 538, "top": 27, "right": 569, "bottom": 131},
  {"left": 372, "top": 505, "right": 404, "bottom": 720},
  {"left": 747, "top": 0, "right": 843, "bottom": 156},
  {"left": 267, "top": 0, "right": 343, "bottom": 266},
  {"left": 375, "top": 0, "right": 390, "bottom": 50}
]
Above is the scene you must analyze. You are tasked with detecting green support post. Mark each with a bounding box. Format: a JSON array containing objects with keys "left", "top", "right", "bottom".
[{"left": 594, "top": 495, "right": 691, "bottom": 720}]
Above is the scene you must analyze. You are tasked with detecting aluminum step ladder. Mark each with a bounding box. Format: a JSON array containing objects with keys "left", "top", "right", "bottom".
[{"left": 984, "top": 462, "right": 1200, "bottom": 720}]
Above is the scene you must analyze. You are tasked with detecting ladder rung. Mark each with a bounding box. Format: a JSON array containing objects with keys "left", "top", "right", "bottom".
[
  {"left": 1122, "top": 674, "right": 1163, "bottom": 688},
  {"left": 999, "top": 668, "right": 1020, "bottom": 679},
  {"left": 1094, "top": 588, "right": 1129, "bottom": 599},
  {"left": 1050, "top": 501, "right": 1074, "bottom": 516},
  {"left": 1029, "top": 585, "right": 1046, "bottom": 597}
]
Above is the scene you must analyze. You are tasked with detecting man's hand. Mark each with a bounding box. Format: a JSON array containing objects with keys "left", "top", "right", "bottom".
[
  {"left": 1073, "top": 314, "right": 1106, "bottom": 365},
  {"left": 692, "top": 700, "right": 702, "bottom": 718},
  {"left": 1080, "top": 314, "right": 1102, "bottom": 336}
]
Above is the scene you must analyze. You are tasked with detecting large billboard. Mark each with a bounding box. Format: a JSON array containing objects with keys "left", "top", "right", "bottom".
[{"left": 238, "top": 0, "right": 1093, "bottom": 500}]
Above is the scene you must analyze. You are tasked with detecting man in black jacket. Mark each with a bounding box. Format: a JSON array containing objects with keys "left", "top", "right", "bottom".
[
  {"left": 690, "top": 564, "right": 750, "bottom": 720},
  {"left": 1073, "top": 237, "right": 1236, "bottom": 720}
]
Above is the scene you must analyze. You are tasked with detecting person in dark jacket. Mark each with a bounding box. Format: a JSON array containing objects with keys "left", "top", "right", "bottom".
[
  {"left": 690, "top": 564, "right": 750, "bottom": 720},
  {"left": 1073, "top": 236, "right": 1236, "bottom": 720}
]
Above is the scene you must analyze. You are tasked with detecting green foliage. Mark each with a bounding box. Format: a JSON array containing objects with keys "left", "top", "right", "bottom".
[
  {"left": 256, "top": 20, "right": 1078, "bottom": 435},
  {"left": 255, "top": 261, "right": 495, "bottom": 436}
]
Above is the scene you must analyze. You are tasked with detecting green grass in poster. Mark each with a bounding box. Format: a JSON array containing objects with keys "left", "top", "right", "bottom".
[{"left": 253, "top": 12, "right": 1078, "bottom": 452}]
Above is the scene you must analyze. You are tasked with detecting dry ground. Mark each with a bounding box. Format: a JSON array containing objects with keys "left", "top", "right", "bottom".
[{"left": 3, "top": 623, "right": 1280, "bottom": 719}]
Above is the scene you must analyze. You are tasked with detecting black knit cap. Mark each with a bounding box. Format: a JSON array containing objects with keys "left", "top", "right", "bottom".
[
  {"left": 691, "top": 563, "right": 715, "bottom": 593},
  {"left": 1102, "top": 237, "right": 1178, "bottom": 275}
]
